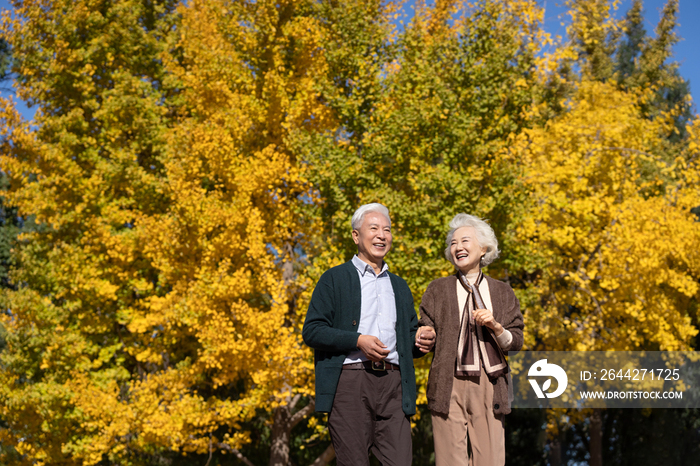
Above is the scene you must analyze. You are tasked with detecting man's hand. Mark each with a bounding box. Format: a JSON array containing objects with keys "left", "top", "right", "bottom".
[
  {"left": 415, "top": 326, "right": 436, "bottom": 353},
  {"left": 472, "top": 308, "right": 504, "bottom": 336},
  {"left": 357, "top": 335, "right": 390, "bottom": 362}
]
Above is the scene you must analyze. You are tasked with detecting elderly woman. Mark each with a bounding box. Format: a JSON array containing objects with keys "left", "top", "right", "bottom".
[{"left": 418, "top": 213, "right": 523, "bottom": 466}]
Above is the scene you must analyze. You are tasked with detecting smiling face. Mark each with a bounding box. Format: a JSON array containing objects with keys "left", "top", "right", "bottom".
[
  {"left": 449, "top": 226, "right": 486, "bottom": 274},
  {"left": 352, "top": 211, "right": 392, "bottom": 269}
]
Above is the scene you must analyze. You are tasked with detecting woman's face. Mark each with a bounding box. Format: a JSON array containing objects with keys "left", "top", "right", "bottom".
[{"left": 449, "top": 226, "right": 486, "bottom": 274}]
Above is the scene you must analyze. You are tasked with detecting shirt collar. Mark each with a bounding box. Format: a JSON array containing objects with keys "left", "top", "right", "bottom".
[{"left": 352, "top": 255, "right": 389, "bottom": 277}]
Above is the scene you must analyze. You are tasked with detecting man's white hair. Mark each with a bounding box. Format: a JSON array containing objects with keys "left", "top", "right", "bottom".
[
  {"left": 351, "top": 203, "right": 391, "bottom": 230},
  {"left": 444, "top": 213, "right": 500, "bottom": 267}
]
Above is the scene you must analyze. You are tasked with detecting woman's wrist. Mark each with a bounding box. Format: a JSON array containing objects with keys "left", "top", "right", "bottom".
[{"left": 492, "top": 322, "right": 504, "bottom": 336}]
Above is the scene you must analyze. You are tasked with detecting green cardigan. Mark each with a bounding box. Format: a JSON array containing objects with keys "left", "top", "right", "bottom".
[{"left": 302, "top": 260, "right": 426, "bottom": 415}]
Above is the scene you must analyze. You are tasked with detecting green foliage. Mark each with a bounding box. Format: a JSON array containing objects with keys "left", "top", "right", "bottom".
[
  {"left": 0, "top": 39, "right": 10, "bottom": 87},
  {"left": 617, "top": 0, "right": 692, "bottom": 141},
  {"left": 0, "top": 175, "right": 20, "bottom": 289},
  {"left": 616, "top": 0, "right": 646, "bottom": 80},
  {"left": 302, "top": 0, "right": 554, "bottom": 298}
]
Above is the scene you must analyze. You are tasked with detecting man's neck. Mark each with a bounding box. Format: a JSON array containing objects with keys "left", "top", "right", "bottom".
[{"left": 356, "top": 253, "right": 384, "bottom": 275}]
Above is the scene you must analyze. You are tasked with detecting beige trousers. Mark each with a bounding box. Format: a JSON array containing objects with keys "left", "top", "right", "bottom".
[{"left": 431, "top": 366, "right": 505, "bottom": 466}]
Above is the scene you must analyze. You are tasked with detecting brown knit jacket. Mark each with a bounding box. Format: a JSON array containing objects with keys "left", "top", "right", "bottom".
[{"left": 418, "top": 274, "right": 524, "bottom": 415}]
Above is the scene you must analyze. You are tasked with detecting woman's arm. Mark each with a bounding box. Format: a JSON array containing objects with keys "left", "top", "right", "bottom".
[
  {"left": 416, "top": 283, "right": 439, "bottom": 354},
  {"left": 499, "top": 286, "right": 524, "bottom": 352}
]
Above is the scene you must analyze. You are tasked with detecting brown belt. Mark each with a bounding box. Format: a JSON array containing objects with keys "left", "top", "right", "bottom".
[{"left": 342, "top": 361, "right": 400, "bottom": 372}]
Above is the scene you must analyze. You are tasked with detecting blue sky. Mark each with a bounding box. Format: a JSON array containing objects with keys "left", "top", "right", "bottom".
[
  {"left": 542, "top": 0, "right": 699, "bottom": 110},
  {"left": 0, "top": 0, "right": 697, "bottom": 120}
]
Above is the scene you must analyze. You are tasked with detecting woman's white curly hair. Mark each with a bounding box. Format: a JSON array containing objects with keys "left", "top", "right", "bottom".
[{"left": 444, "top": 213, "right": 500, "bottom": 267}]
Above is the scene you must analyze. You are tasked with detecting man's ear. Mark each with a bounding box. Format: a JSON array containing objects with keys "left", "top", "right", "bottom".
[{"left": 352, "top": 229, "right": 360, "bottom": 245}]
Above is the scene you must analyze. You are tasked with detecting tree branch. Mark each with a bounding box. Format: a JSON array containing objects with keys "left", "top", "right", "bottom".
[
  {"left": 204, "top": 434, "right": 213, "bottom": 466},
  {"left": 290, "top": 398, "right": 315, "bottom": 430},
  {"left": 288, "top": 393, "right": 302, "bottom": 411},
  {"left": 309, "top": 444, "right": 335, "bottom": 466},
  {"left": 217, "top": 442, "right": 255, "bottom": 466}
]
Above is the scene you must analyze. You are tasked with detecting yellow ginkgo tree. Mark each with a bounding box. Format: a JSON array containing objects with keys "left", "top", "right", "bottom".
[
  {"left": 512, "top": 79, "right": 700, "bottom": 353},
  {"left": 508, "top": 78, "right": 700, "bottom": 465},
  {"left": 0, "top": 0, "right": 345, "bottom": 464}
]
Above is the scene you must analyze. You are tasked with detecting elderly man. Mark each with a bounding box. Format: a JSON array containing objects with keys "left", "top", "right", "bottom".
[{"left": 302, "top": 203, "right": 435, "bottom": 466}]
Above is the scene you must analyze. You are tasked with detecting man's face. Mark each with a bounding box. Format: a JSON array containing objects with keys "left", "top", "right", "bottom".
[{"left": 352, "top": 211, "right": 392, "bottom": 265}]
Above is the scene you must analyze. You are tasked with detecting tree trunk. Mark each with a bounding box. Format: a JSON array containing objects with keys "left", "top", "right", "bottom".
[
  {"left": 269, "top": 405, "right": 292, "bottom": 466},
  {"left": 269, "top": 396, "right": 318, "bottom": 466},
  {"left": 589, "top": 408, "right": 603, "bottom": 466},
  {"left": 549, "top": 431, "right": 563, "bottom": 466}
]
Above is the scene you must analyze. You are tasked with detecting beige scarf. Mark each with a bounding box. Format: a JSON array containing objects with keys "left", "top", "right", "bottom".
[{"left": 455, "top": 271, "right": 508, "bottom": 378}]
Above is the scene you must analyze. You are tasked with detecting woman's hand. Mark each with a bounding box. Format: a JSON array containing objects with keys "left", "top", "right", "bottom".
[
  {"left": 415, "top": 326, "right": 436, "bottom": 353},
  {"left": 472, "top": 308, "right": 504, "bottom": 336}
]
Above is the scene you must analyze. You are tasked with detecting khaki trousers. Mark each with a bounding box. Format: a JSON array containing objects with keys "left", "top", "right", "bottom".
[{"left": 431, "top": 366, "right": 505, "bottom": 466}]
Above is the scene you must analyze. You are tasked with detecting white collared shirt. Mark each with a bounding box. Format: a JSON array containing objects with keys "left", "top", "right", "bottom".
[{"left": 344, "top": 255, "right": 399, "bottom": 365}]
